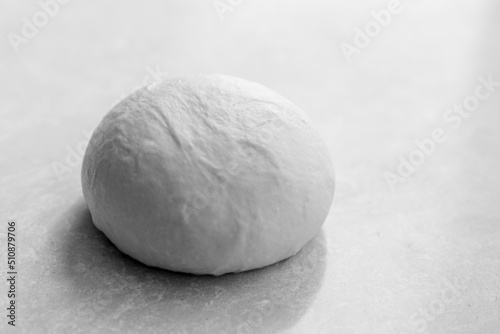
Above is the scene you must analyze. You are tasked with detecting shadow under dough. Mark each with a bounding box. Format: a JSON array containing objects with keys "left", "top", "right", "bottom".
[{"left": 58, "top": 197, "right": 327, "bottom": 334}]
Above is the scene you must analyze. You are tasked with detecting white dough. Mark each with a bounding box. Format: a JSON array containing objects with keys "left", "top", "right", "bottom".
[{"left": 81, "top": 74, "right": 335, "bottom": 275}]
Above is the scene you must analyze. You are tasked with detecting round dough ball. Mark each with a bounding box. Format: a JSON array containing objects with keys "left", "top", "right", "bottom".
[{"left": 81, "top": 74, "right": 335, "bottom": 275}]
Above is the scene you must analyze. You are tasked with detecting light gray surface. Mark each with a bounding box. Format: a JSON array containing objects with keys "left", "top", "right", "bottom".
[{"left": 1, "top": 0, "right": 499, "bottom": 333}]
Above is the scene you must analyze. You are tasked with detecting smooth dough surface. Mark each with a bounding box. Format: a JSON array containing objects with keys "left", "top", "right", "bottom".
[{"left": 81, "top": 74, "right": 335, "bottom": 275}]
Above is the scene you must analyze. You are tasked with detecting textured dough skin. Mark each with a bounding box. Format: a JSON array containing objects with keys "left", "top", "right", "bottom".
[{"left": 81, "top": 74, "right": 335, "bottom": 276}]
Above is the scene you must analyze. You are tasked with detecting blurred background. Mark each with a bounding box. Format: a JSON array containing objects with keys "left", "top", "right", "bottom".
[{"left": 1, "top": 0, "right": 499, "bottom": 333}]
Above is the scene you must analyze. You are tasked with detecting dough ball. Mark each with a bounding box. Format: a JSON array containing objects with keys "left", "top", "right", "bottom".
[{"left": 81, "top": 74, "right": 335, "bottom": 275}]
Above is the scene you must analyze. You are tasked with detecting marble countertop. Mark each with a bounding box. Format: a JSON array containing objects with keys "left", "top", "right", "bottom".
[{"left": 1, "top": 0, "right": 499, "bottom": 333}]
